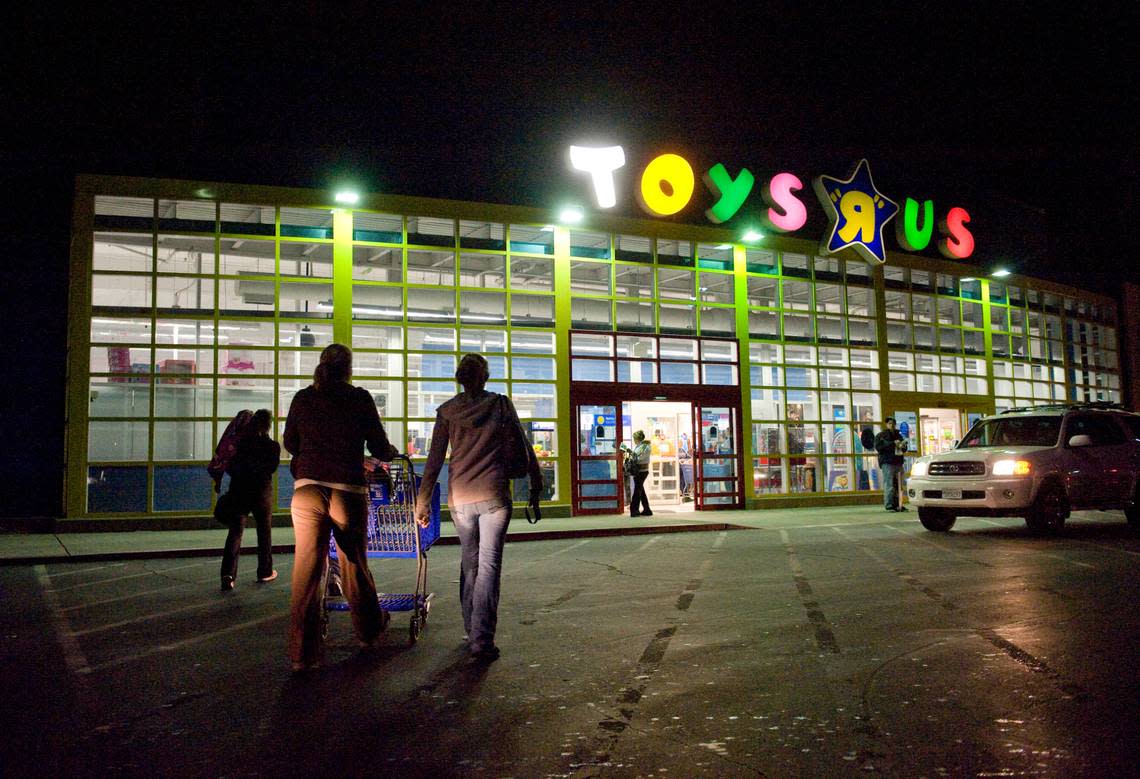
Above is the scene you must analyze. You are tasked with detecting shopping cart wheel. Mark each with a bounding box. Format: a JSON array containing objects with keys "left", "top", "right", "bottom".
[
  {"left": 409, "top": 614, "right": 422, "bottom": 644},
  {"left": 418, "top": 605, "right": 430, "bottom": 626}
]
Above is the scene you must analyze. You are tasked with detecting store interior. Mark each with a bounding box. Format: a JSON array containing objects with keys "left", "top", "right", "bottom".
[{"left": 621, "top": 400, "right": 696, "bottom": 513}]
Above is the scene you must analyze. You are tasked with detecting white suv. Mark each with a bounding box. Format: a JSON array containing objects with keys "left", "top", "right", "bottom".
[{"left": 907, "top": 403, "right": 1140, "bottom": 533}]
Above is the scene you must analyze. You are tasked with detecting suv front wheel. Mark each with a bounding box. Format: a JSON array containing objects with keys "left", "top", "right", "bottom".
[
  {"left": 1025, "top": 482, "right": 1067, "bottom": 534},
  {"left": 918, "top": 507, "right": 956, "bottom": 532}
]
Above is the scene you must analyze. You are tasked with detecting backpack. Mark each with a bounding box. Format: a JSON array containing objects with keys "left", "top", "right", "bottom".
[
  {"left": 208, "top": 409, "right": 254, "bottom": 488},
  {"left": 859, "top": 427, "right": 876, "bottom": 451}
]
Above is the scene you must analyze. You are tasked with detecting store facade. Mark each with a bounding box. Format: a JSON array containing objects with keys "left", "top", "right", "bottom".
[{"left": 66, "top": 174, "right": 1123, "bottom": 521}]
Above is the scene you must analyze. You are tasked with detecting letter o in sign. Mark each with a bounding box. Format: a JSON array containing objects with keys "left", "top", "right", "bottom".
[{"left": 638, "top": 154, "right": 695, "bottom": 216}]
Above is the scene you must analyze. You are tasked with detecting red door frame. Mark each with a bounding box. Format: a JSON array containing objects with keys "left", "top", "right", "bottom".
[
  {"left": 571, "top": 382, "right": 744, "bottom": 514},
  {"left": 691, "top": 403, "right": 743, "bottom": 510}
]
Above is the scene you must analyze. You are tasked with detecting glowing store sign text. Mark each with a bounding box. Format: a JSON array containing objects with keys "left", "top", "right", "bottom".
[{"left": 567, "top": 144, "right": 975, "bottom": 264}]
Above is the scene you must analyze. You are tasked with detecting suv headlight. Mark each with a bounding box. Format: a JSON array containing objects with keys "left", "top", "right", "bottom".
[
  {"left": 992, "top": 459, "right": 1031, "bottom": 476},
  {"left": 911, "top": 460, "right": 929, "bottom": 477}
]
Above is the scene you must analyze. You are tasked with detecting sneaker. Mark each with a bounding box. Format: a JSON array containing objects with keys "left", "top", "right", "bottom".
[
  {"left": 326, "top": 574, "right": 343, "bottom": 597},
  {"left": 643, "top": 510, "right": 653, "bottom": 516},
  {"left": 221, "top": 576, "right": 235, "bottom": 591},
  {"left": 257, "top": 570, "right": 278, "bottom": 583},
  {"left": 896, "top": 505, "right": 909, "bottom": 512}
]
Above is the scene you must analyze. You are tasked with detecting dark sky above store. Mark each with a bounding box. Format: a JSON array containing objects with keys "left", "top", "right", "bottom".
[{"left": 10, "top": 5, "right": 1136, "bottom": 291}]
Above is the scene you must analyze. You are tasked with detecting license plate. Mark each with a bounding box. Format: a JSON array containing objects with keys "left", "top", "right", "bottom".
[{"left": 941, "top": 488, "right": 963, "bottom": 500}]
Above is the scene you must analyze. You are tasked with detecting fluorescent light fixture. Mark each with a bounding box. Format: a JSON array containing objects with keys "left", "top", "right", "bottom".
[
  {"left": 960, "top": 276, "right": 976, "bottom": 282},
  {"left": 559, "top": 206, "right": 584, "bottom": 224},
  {"left": 715, "top": 243, "right": 732, "bottom": 250},
  {"left": 742, "top": 230, "right": 763, "bottom": 242},
  {"left": 991, "top": 268, "right": 1011, "bottom": 278},
  {"left": 335, "top": 191, "right": 360, "bottom": 205}
]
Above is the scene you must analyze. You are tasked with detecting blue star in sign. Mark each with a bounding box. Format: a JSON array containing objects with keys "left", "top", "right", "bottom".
[{"left": 812, "top": 159, "right": 898, "bottom": 265}]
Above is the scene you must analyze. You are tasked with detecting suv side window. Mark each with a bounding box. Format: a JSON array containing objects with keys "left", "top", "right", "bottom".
[{"left": 1066, "top": 414, "right": 1126, "bottom": 446}]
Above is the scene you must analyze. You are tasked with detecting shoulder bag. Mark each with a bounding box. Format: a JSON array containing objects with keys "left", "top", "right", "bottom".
[{"left": 499, "top": 394, "right": 532, "bottom": 479}]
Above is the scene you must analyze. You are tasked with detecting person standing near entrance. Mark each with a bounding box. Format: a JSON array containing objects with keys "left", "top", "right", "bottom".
[
  {"left": 874, "top": 417, "right": 909, "bottom": 512},
  {"left": 415, "top": 353, "right": 542, "bottom": 664},
  {"left": 621, "top": 430, "right": 652, "bottom": 517}
]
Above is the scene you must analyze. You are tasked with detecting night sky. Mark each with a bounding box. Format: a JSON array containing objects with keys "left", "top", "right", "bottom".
[{"left": 4, "top": 5, "right": 1136, "bottom": 517}]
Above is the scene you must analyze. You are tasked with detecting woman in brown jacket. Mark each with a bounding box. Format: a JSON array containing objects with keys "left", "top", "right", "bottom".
[{"left": 283, "top": 343, "right": 397, "bottom": 672}]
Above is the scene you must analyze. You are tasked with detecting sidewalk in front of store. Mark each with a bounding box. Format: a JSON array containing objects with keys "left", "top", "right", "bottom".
[{"left": 0, "top": 505, "right": 903, "bottom": 565}]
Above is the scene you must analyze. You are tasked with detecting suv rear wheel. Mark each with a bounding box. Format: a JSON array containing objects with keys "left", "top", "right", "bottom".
[
  {"left": 1025, "top": 482, "right": 1067, "bottom": 534},
  {"left": 918, "top": 507, "right": 956, "bottom": 532}
]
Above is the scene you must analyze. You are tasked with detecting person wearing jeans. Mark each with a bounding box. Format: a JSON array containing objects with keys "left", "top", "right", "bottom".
[
  {"left": 451, "top": 500, "right": 511, "bottom": 656},
  {"left": 416, "top": 354, "right": 542, "bottom": 663},
  {"left": 874, "top": 417, "right": 908, "bottom": 512}
]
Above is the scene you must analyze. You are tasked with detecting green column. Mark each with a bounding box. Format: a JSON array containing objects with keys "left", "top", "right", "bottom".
[
  {"left": 553, "top": 226, "right": 573, "bottom": 510},
  {"left": 332, "top": 209, "right": 355, "bottom": 346},
  {"left": 733, "top": 245, "right": 754, "bottom": 504}
]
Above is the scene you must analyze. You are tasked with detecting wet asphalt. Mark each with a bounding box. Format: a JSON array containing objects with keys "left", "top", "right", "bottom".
[{"left": 2, "top": 509, "right": 1139, "bottom": 777}]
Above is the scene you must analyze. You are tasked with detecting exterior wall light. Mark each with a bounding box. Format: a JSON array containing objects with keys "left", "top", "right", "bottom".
[
  {"left": 335, "top": 191, "right": 360, "bottom": 205},
  {"left": 560, "top": 207, "right": 584, "bottom": 224},
  {"left": 991, "top": 268, "right": 1011, "bottom": 278},
  {"left": 742, "top": 230, "right": 763, "bottom": 242}
]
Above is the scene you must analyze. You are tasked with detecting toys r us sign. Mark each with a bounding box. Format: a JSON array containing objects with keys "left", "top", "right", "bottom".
[{"left": 568, "top": 145, "right": 974, "bottom": 265}]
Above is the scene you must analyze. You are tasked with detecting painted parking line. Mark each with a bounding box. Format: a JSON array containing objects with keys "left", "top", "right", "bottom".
[
  {"left": 42, "top": 562, "right": 128, "bottom": 579},
  {"left": 77, "top": 611, "right": 287, "bottom": 675},
  {"left": 779, "top": 529, "right": 840, "bottom": 654},
  {"left": 69, "top": 598, "right": 227, "bottom": 638},
  {"left": 34, "top": 565, "right": 90, "bottom": 676},
  {"left": 45, "top": 559, "right": 217, "bottom": 593},
  {"left": 570, "top": 532, "right": 728, "bottom": 772}
]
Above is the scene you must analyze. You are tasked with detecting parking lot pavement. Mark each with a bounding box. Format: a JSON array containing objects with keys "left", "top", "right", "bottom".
[{"left": 2, "top": 509, "right": 1139, "bottom": 776}]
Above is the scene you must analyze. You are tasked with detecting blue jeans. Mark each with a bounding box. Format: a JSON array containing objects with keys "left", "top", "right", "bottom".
[
  {"left": 451, "top": 499, "right": 512, "bottom": 653},
  {"left": 881, "top": 462, "right": 902, "bottom": 509}
]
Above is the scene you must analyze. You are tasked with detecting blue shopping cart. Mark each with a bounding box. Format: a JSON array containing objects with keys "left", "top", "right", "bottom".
[{"left": 322, "top": 455, "right": 441, "bottom": 644}]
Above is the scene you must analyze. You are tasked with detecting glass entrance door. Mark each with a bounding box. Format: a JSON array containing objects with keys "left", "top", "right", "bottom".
[
  {"left": 694, "top": 405, "right": 742, "bottom": 509},
  {"left": 574, "top": 404, "right": 621, "bottom": 514},
  {"left": 919, "top": 407, "right": 964, "bottom": 456}
]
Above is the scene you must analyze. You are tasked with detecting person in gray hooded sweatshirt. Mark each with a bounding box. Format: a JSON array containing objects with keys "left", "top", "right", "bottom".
[{"left": 415, "top": 353, "right": 542, "bottom": 663}]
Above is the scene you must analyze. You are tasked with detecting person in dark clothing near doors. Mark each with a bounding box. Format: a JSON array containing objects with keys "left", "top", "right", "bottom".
[
  {"left": 283, "top": 343, "right": 398, "bottom": 673},
  {"left": 621, "top": 430, "right": 652, "bottom": 517},
  {"left": 874, "top": 417, "right": 909, "bottom": 512},
  {"left": 217, "top": 409, "right": 280, "bottom": 590},
  {"left": 415, "top": 353, "right": 542, "bottom": 664}
]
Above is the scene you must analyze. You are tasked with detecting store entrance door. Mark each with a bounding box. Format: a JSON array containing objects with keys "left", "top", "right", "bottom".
[
  {"left": 918, "top": 407, "right": 966, "bottom": 456},
  {"left": 571, "top": 396, "right": 742, "bottom": 515},
  {"left": 694, "top": 405, "right": 742, "bottom": 509},
  {"left": 573, "top": 403, "right": 621, "bottom": 515}
]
